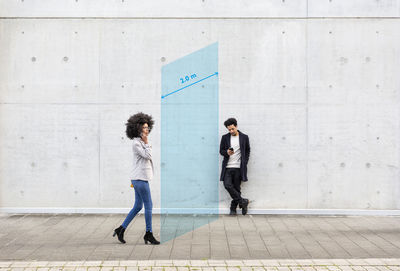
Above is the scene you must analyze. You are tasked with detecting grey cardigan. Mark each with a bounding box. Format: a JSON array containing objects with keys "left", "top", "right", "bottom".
[{"left": 130, "top": 137, "right": 154, "bottom": 181}]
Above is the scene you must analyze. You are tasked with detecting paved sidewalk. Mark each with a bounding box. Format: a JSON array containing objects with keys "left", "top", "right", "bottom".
[
  {"left": 1, "top": 259, "right": 400, "bottom": 271},
  {"left": 1, "top": 214, "right": 400, "bottom": 261}
]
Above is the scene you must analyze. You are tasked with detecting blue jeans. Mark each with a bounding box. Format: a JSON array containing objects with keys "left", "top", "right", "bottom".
[{"left": 122, "top": 180, "right": 153, "bottom": 232}]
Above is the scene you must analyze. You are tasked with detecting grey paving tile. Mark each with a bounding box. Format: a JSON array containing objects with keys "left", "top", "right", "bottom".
[{"left": 2, "top": 214, "right": 400, "bottom": 260}]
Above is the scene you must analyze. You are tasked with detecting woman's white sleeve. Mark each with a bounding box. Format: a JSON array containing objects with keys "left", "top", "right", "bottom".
[{"left": 133, "top": 141, "right": 152, "bottom": 160}]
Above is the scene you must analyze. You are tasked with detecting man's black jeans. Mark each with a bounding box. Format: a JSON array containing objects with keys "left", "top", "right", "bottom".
[{"left": 223, "top": 168, "right": 244, "bottom": 210}]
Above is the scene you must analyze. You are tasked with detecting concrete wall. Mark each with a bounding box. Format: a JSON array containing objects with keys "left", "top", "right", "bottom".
[{"left": 1, "top": 1, "right": 400, "bottom": 214}]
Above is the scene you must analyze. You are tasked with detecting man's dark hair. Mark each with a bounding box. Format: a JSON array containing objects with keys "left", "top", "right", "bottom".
[
  {"left": 125, "top": 112, "right": 154, "bottom": 139},
  {"left": 224, "top": 118, "right": 237, "bottom": 127}
]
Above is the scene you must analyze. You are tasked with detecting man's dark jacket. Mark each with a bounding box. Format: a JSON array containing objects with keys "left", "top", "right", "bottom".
[{"left": 219, "top": 130, "right": 250, "bottom": 182}]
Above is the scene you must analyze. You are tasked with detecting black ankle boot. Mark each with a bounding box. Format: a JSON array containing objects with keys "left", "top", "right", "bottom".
[
  {"left": 113, "top": 225, "right": 126, "bottom": 244},
  {"left": 241, "top": 199, "right": 249, "bottom": 215},
  {"left": 144, "top": 231, "right": 160, "bottom": 245}
]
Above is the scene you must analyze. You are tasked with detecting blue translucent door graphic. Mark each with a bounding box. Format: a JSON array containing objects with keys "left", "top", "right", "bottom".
[{"left": 161, "top": 43, "right": 219, "bottom": 243}]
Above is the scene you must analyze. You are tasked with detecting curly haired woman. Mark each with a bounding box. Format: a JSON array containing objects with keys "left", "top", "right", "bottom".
[{"left": 113, "top": 112, "right": 160, "bottom": 245}]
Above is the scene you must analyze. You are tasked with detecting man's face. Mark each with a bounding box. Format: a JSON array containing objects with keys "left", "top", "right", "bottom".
[{"left": 227, "top": 124, "right": 238, "bottom": 136}]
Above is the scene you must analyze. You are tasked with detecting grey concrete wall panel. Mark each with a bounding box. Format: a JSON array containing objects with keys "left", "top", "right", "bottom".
[
  {"left": 308, "top": 0, "right": 400, "bottom": 18},
  {"left": 308, "top": 104, "right": 400, "bottom": 209},
  {"left": 308, "top": 19, "right": 400, "bottom": 105},
  {"left": 0, "top": 0, "right": 307, "bottom": 18},
  {"left": 0, "top": 104, "right": 100, "bottom": 207},
  {"left": 307, "top": 19, "right": 400, "bottom": 209},
  {"left": 0, "top": 20, "right": 100, "bottom": 104},
  {"left": 1, "top": 0, "right": 400, "bottom": 18}
]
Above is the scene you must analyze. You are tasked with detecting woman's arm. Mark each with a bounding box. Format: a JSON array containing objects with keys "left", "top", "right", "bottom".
[{"left": 133, "top": 140, "right": 152, "bottom": 160}]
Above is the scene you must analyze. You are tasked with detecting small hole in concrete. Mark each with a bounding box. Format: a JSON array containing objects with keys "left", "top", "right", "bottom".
[
  {"left": 31, "top": 57, "right": 36, "bottom": 62},
  {"left": 63, "top": 57, "right": 69, "bottom": 62},
  {"left": 340, "top": 162, "right": 345, "bottom": 167},
  {"left": 161, "top": 57, "right": 166, "bottom": 62},
  {"left": 366, "top": 163, "right": 371, "bottom": 168}
]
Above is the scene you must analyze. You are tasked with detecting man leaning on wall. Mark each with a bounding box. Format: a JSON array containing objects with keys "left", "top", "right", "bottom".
[{"left": 219, "top": 118, "right": 251, "bottom": 215}]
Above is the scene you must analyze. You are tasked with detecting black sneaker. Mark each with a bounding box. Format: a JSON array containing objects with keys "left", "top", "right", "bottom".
[
  {"left": 229, "top": 209, "right": 237, "bottom": 216},
  {"left": 241, "top": 199, "right": 249, "bottom": 215}
]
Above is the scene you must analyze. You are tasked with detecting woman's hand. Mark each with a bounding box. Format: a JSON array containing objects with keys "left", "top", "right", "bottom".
[{"left": 141, "top": 134, "right": 149, "bottom": 144}]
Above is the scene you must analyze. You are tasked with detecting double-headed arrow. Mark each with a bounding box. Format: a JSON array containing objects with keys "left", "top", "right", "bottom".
[{"left": 161, "top": 72, "right": 218, "bottom": 99}]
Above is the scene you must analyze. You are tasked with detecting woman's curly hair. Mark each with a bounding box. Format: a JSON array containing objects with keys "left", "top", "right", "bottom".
[{"left": 125, "top": 112, "right": 154, "bottom": 139}]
